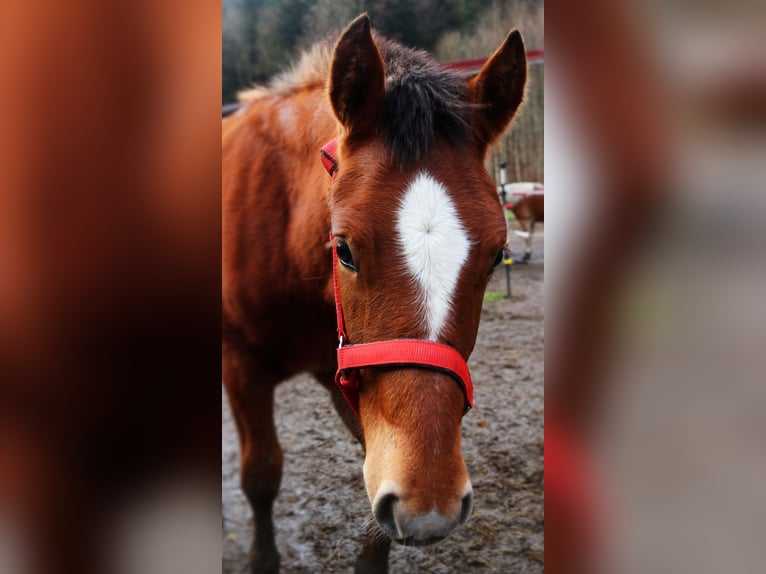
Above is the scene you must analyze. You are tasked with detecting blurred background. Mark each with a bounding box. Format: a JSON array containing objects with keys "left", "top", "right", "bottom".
[{"left": 222, "top": 0, "right": 544, "bottom": 184}]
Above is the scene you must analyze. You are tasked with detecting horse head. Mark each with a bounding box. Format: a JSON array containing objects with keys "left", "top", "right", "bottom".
[{"left": 326, "top": 14, "right": 527, "bottom": 546}]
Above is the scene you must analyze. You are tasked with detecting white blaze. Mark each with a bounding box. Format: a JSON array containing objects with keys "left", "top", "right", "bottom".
[{"left": 396, "top": 172, "right": 470, "bottom": 341}]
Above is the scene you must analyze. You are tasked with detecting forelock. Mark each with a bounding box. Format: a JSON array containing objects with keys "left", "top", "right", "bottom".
[{"left": 375, "top": 35, "right": 474, "bottom": 166}]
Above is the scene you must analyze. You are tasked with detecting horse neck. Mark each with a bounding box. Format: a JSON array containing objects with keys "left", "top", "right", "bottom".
[{"left": 270, "top": 85, "right": 338, "bottom": 277}]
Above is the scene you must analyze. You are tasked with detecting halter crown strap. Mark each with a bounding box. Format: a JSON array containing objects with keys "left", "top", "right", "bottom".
[{"left": 320, "top": 138, "right": 339, "bottom": 181}]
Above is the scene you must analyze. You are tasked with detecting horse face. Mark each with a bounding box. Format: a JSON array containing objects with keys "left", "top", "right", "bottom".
[
  {"left": 328, "top": 15, "right": 526, "bottom": 545},
  {"left": 330, "top": 146, "right": 507, "bottom": 545}
]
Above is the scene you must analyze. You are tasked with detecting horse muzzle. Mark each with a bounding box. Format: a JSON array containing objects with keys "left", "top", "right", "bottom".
[{"left": 372, "top": 481, "right": 473, "bottom": 545}]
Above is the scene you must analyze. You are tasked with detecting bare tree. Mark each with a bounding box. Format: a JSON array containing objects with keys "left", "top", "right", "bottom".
[{"left": 436, "top": 1, "right": 544, "bottom": 183}]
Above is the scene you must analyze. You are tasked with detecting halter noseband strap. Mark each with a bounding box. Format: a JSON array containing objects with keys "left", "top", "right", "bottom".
[{"left": 323, "top": 139, "right": 474, "bottom": 417}]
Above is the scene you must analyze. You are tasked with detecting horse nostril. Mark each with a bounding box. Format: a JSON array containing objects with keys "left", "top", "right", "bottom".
[
  {"left": 459, "top": 490, "right": 473, "bottom": 526},
  {"left": 374, "top": 493, "right": 400, "bottom": 536}
]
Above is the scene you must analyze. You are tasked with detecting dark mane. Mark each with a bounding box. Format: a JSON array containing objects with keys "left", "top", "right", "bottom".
[
  {"left": 375, "top": 34, "right": 473, "bottom": 166},
  {"left": 243, "top": 31, "right": 474, "bottom": 166}
]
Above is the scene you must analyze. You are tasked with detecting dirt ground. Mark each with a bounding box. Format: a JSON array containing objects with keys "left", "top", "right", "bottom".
[{"left": 222, "top": 226, "right": 544, "bottom": 573}]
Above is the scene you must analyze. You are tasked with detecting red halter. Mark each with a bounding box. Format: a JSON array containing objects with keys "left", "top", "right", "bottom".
[{"left": 322, "top": 139, "right": 474, "bottom": 416}]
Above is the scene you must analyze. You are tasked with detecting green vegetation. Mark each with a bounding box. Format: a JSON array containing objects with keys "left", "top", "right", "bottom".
[{"left": 483, "top": 291, "right": 506, "bottom": 303}]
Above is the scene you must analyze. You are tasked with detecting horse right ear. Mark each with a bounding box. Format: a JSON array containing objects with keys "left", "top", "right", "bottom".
[
  {"left": 329, "top": 14, "right": 385, "bottom": 136},
  {"left": 468, "top": 30, "right": 527, "bottom": 149}
]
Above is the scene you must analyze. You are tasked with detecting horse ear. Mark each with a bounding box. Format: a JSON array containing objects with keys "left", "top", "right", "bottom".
[
  {"left": 469, "top": 30, "right": 527, "bottom": 148},
  {"left": 329, "top": 14, "right": 385, "bottom": 135}
]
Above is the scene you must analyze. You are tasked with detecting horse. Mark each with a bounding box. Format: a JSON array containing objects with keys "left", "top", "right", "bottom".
[
  {"left": 222, "top": 14, "right": 527, "bottom": 573},
  {"left": 508, "top": 190, "right": 544, "bottom": 261}
]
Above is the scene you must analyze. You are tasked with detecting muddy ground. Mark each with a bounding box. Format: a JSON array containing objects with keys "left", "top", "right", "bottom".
[{"left": 222, "top": 227, "right": 544, "bottom": 573}]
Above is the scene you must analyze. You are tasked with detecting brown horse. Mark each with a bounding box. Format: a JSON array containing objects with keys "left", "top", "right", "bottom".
[
  {"left": 509, "top": 190, "right": 544, "bottom": 261},
  {"left": 222, "top": 15, "right": 526, "bottom": 573}
]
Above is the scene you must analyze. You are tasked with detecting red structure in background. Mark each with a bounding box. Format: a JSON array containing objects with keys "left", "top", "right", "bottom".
[{"left": 444, "top": 48, "right": 544, "bottom": 76}]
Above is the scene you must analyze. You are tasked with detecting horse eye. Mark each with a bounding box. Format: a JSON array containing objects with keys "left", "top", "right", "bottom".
[
  {"left": 490, "top": 248, "right": 505, "bottom": 273},
  {"left": 336, "top": 240, "right": 358, "bottom": 272}
]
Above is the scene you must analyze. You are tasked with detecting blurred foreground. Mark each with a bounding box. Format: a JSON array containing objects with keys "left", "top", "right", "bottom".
[
  {"left": 0, "top": 2, "right": 221, "bottom": 573},
  {"left": 546, "top": 0, "right": 766, "bottom": 572}
]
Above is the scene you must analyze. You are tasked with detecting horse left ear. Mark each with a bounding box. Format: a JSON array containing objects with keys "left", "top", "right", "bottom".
[
  {"left": 469, "top": 30, "right": 527, "bottom": 149},
  {"left": 329, "top": 14, "right": 385, "bottom": 136}
]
